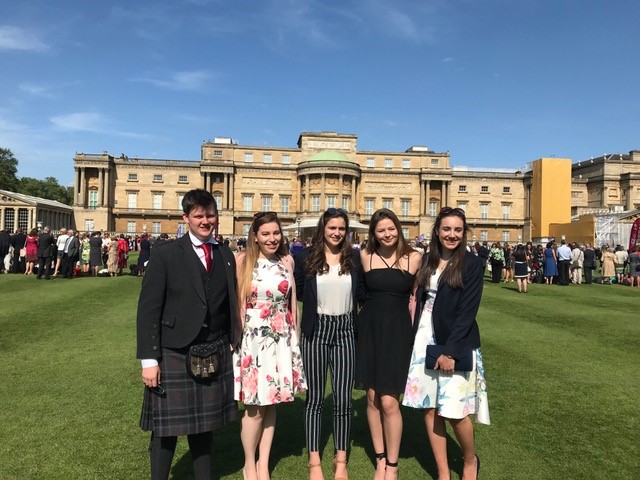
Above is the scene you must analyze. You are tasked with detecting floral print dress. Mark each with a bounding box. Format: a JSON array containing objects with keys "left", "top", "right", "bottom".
[
  {"left": 234, "top": 257, "right": 307, "bottom": 405},
  {"left": 402, "top": 270, "right": 490, "bottom": 425}
]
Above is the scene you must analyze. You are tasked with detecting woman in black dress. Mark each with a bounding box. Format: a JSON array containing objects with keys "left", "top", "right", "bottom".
[
  {"left": 89, "top": 231, "right": 103, "bottom": 276},
  {"left": 355, "top": 208, "right": 421, "bottom": 480},
  {"left": 137, "top": 233, "right": 151, "bottom": 276}
]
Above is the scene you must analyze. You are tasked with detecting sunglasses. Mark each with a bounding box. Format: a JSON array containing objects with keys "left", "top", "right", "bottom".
[
  {"left": 439, "top": 206, "right": 465, "bottom": 216},
  {"left": 253, "top": 211, "right": 277, "bottom": 220},
  {"left": 325, "top": 208, "right": 348, "bottom": 215}
]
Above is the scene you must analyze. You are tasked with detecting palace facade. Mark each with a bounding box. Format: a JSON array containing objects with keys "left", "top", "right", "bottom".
[{"left": 71, "top": 131, "right": 640, "bottom": 243}]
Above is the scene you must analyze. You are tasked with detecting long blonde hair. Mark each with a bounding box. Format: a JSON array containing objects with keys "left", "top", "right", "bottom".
[{"left": 238, "top": 212, "right": 288, "bottom": 300}]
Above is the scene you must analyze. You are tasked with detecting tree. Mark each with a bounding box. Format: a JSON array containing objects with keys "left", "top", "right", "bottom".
[
  {"left": 19, "top": 177, "right": 73, "bottom": 205},
  {"left": 0, "top": 148, "right": 19, "bottom": 191}
]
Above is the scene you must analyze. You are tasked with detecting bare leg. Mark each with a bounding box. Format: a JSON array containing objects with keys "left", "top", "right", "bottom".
[
  {"left": 424, "top": 409, "right": 450, "bottom": 480},
  {"left": 380, "top": 394, "right": 402, "bottom": 480},
  {"left": 516, "top": 278, "right": 522, "bottom": 292},
  {"left": 449, "top": 417, "right": 478, "bottom": 480},
  {"left": 523, "top": 278, "right": 528, "bottom": 293},
  {"left": 308, "top": 451, "right": 324, "bottom": 480},
  {"left": 257, "top": 405, "right": 276, "bottom": 480},
  {"left": 240, "top": 406, "right": 265, "bottom": 480},
  {"left": 366, "top": 389, "right": 386, "bottom": 480}
]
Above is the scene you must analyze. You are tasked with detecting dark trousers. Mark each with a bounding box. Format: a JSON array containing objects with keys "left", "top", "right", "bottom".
[
  {"left": 584, "top": 266, "right": 594, "bottom": 284},
  {"left": 37, "top": 256, "right": 52, "bottom": 278},
  {"left": 61, "top": 253, "right": 76, "bottom": 278},
  {"left": 301, "top": 313, "right": 356, "bottom": 452},
  {"left": 11, "top": 253, "right": 24, "bottom": 273},
  {"left": 491, "top": 262, "right": 503, "bottom": 283},
  {"left": 558, "top": 260, "right": 571, "bottom": 285}
]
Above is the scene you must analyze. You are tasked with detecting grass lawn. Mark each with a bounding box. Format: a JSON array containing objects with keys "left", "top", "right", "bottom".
[{"left": 0, "top": 265, "right": 638, "bottom": 479}]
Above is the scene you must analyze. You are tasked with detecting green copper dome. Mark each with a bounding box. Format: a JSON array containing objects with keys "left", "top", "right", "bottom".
[{"left": 307, "top": 150, "right": 351, "bottom": 162}]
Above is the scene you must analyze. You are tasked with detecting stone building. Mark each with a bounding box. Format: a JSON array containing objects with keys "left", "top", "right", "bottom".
[
  {"left": 71, "top": 131, "right": 640, "bottom": 244},
  {"left": 0, "top": 189, "right": 73, "bottom": 233}
]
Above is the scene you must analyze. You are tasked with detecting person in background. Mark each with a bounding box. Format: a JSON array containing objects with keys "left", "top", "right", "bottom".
[
  {"left": 137, "top": 233, "right": 151, "bottom": 276},
  {"left": 117, "top": 234, "right": 129, "bottom": 276},
  {"left": 10, "top": 227, "right": 26, "bottom": 274},
  {"left": 583, "top": 243, "right": 596, "bottom": 284},
  {"left": 556, "top": 240, "right": 572, "bottom": 286},
  {"left": 356, "top": 208, "right": 421, "bottom": 480},
  {"left": 600, "top": 248, "right": 616, "bottom": 284},
  {"left": 234, "top": 211, "right": 306, "bottom": 480},
  {"left": 107, "top": 236, "right": 118, "bottom": 277},
  {"left": 571, "top": 243, "right": 584, "bottom": 285},
  {"left": 24, "top": 228, "right": 39, "bottom": 275},
  {"left": 36, "top": 226, "right": 55, "bottom": 280},
  {"left": 403, "top": 206, "right": 488, "bottom": 480},
  {"left": 488, "top": 243, "right": 504, "bottom": 283},
  {"left": 102, "top": 232, "right": 112, "bottom": 267},
  {"left": 80, "top": 233, "right": 91, "bottom": 275},
  {"left": 61, "top": 229, "right": 79, "bottom": 279},
  {"left": 627, "top": 245, "right": 640, "bottom": 287},
  {"left": 0, "top": 229, "right": 9, "bottom": 274},
  {"left": 89, "top": 231, "right": 103, "bottom": 276},
  {"left": 52, "top": 228, "right": 69, "bottom": 277},
  {"left": 512, "top": 244, "right": 529, "bottom": 293},
  {"left": 543, "top": 241, "right": 559, "bottom": 285},
  {"left": 614, "top": 245, "right": 629, "bottom": 284},
  {"left": 294, "top": 208, "right": 361, "bottom": 480},
  {"left": 502, "top": 243, "right": 514, "bottom": 283}
]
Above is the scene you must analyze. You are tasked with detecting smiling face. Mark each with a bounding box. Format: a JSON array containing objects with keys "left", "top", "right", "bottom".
[
  {"left": 323, "top": 217, "right": 347, "bottom": 249},
  {"left": 255, "top": 221, "right": 282, "bottom": 258},
  {"left": 374, "top": 218, "right": 398, "bottom": 249},
  {"left": 437, "top": 215, "right": 465, "bottom": 253},
  {"left": 183, "top": 205, "right": 218, "bottom": 242}
]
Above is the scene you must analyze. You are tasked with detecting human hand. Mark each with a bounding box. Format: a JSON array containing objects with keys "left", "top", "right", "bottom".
[
  {"left": 434, "top": 355, "right": 455, "bottom": 374},
  {"left": 142, "top": 365, "right": 161, "bottom": 387}
]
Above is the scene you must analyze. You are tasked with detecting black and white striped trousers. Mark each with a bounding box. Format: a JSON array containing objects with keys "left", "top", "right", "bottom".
[{"left": 301, "top": 312, "right": 356, "bottom": 452}]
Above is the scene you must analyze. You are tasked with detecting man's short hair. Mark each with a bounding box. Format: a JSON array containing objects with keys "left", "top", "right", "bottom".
[
  {"left": 43, "top": 226, "right": 51, "bottom": 233},
  {"left": 181, "top": 189, "right": 218, "bottom": 215}
]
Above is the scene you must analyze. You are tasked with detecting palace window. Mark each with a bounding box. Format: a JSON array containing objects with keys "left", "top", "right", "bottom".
[
  {"left": 383, "top": 198, "right": 393, "bottom": 210},
  {"left": 365, "top": 199, "right": 374, "bottom": 215},
  {"left": 127, "top": 221, "right": 136, "bottom": 233},
  {"left": 263, "top": 153, "right": 272, "bottom": 164},
  {"left": 17, "top": 209, "right": 28, "bottom": 231},
  {"left": 89, "top": 190, "right": 98, "bottom": 208},
  {"left": 261, "top": 195, "right": 272, "bottom": 211},
  {"left": 153, "top": 174, "right": 163, "bottom": 183},
  {"left": 128, "top": 173, "right": 137, "bottom": 182},
  {"left": 480, "top": 203, "right": 489, "bottom": 219},
  {"left": 281, "top": 196, "right": 290, "bottom": 213},
  {"left": 458, "top": 185, "right": 467, "bottom": 193},
  {"left": 481, "top": 185, "right": 489, "bottom": 193},
  {"left": 213, "top": 150, "right": 223, "bottom": 156},
  {"left": 128, "top": 193, "right": 137, "bottom": 209},
  {"left": 367, "top": 158, "right": 375, "bottom": 168},
  {"left": 243, "top": 224, "right": 251, "bottom": 236},
  {"left": 152, "top": 222, "right": 161, "bottom": 234},
  {"left": 244, "top": 153, "right": 253, "bottom": 163},
  {"left": 502, "top": 231, "right": 510, "bottom": 242},
  {"left": 429, "top": 200, "right": 437, "bottom": 217},
  {"left": 84, "top": 219, "right": 94, "bottom": 232},
  {"left": 503, "top": 186, "right": 511, "bottom": 194},
  {"left": 214, "top": 194, "right": 222, "bottom": 208},
  {"left": 178, "top": 175, "right": 188, "bottom": 183},
  {"left": 402, "top": 228, "right": 410, "bottom": 238},
  {"left": 502, "top": 204, "right": 511, "bottom": 220},
  {"left": 282, "top": 154, "right": 291, "bottom": 164},
  {"left": 384, "top": 158, "right": 393, "bottom": 169},
  {"left": 153, "top": 194, "right": 162, "bottom": 210},
  {"left": 177, "top": 194, "right": 184, "bottom": 210},
  {"left": 456, "top": 201, "right": 467, "bottom": 212},
  {"left": 403, "top": 159, "right": 410, "bottom": 169},
  {"left": 401, "top": 200, "right": 410, "bottom": 217},
  {"left": 342, "top": 196, "right": 350, "bottom": 211},
  {"left": 327, "top": 195, "right": 336, "bottom": 208},
  {"left": 480, "top": 230, "right": 488, "bottom": 242},
  {"left": 243, "top": 195, "right": 253, "bottom": 212},
  {"left": 431, "top": 158, "right": 439, "bottom": 165},
  {"left": 312, "top": 195, "right": 320, "bottom": 213}
]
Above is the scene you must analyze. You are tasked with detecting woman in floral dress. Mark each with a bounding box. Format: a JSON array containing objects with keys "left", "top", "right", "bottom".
[
  {"left": 403, "top": 207, "right": 489, "bottom": 480},
  {"left": 234, "top": 211, "right": 306, "bottom": 480}
]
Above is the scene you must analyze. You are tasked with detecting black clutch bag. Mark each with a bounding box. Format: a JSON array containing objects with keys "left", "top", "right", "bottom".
[{"left": 425, "top": 345, "right": 474, "bottom": 372}]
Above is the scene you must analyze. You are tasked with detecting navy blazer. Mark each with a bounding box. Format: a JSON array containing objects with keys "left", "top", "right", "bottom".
[
  {"left": 413, "top": 251, "right": 484, "bottom": 360},
  {"left": 294, "top": 248, "right": 362, "bottom": 338},
  {"left": 136, "top": 234, "right": 240, "bottom": 360}
]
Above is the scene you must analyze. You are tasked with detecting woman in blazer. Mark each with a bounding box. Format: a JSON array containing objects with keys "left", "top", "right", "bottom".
[
  {"left": 403, "top": 207, "right": 489, "bottom": 480},
  {"left": 294, "top": 208, "right": 361, "bottom": 480}
]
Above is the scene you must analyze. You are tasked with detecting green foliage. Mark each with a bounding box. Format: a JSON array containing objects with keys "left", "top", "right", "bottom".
[
  {"left": 18, "top": 176, "right": 73, "bottom": 205},
  {"left": 0, "top": 274, "right": 638, "bottom": 479},
  {"left": 0, "top": 148, "right": 19, "bottom": 191}
]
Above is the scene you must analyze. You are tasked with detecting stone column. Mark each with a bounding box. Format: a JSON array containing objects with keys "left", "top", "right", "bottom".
[
  {"left": 305, "top": 175, "right": 310, "bottom": 212},
  {"left": 627, "top": 186, "right": 634, "bottom": 210},
  {"left": 419, "top": 180, "right": 424, "bottom": 216},
  {"left": 223, "top": 174, "right": 228, "bottom": 209},
  {"left": 351, "top": 177, "right": 357, "bottom": 212},
  {"left": 320, "top": 173, "right": 326, "bottom": 210},
  {"left": 98, "top": 168, "right": 104, "bottom": 206},
  {"left": 0, "top": 207, "right": 4, "bottom": 230},
  {"left": 104, "top": 168, "right": 110, "bottom": 207},
  {"left": 296, "top": 176, "right": 302, "bottom": 213},
  {"left": 338, "top": 174, "right": 344, "bottom": 207},
  {"left": 74, "top": 168, "right": 80, "bottom": 206},
  {"left": 79, "top": 168, "right": 86, "bottom": 207},
  {"left": 229, "top": 173, "right": 234, "bottom": 211},
  {"left": 425, "top": 180, "right": 430, "bottom": 215}
]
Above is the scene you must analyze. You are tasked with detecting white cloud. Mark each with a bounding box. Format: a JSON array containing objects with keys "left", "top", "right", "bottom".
[
  {"left": 0, "top": 25, "right": 48, "bottom": 51},
  {"left": 130, "top": 70, "right": 216, "bottom": 91},
  {"left": 19, "top": 83, "right": 54, "bottom": 98},
  {"left": 50, "top": 112, "right": 155, "bottom": 139},
  {"left": 442, "top": 57, "right": 454, "bottom": 63}
]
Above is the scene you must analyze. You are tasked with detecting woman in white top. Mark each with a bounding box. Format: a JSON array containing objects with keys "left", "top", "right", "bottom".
[{"left": 294, "top": 208, "right": 362, "bottom": 480}]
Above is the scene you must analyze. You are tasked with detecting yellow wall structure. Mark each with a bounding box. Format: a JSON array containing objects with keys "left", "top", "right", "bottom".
[
  {"left": 530, "top": 158, "right": 572, "bottom": 238},
  {"left": 548, "top": 215, "right": 596, "bottom": 245}
]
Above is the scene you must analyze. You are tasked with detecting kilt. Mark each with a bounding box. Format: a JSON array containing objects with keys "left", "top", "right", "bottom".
[{"left": 140, "top": 336, "right": 238, "bottom": 437}]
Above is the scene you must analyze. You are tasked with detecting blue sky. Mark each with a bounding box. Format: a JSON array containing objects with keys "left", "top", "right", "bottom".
[{"left": 2, "top": 0, "right": 639, "bottom": 186}]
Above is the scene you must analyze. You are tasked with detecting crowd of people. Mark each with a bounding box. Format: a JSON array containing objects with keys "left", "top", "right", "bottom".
[
  {"left": 471, "top": 239, "right": 640, "bottom": 290},
  {"left": 136, "top": 190, "right": 487, "bottom": 480}
]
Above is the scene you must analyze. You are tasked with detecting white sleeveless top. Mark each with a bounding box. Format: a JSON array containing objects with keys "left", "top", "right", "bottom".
[{"left": 317, "top": 264, "right": 352, "bottom": 315}]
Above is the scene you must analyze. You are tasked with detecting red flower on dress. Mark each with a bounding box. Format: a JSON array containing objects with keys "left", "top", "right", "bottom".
[{"left": 277, "top": 280, "right": 289, "bottom": 295}]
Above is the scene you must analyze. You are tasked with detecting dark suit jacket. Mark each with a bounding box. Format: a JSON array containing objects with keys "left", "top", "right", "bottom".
[
  {"left": 583, "top": 248, "right": 596, "bottom": 268},
  {"left": 65, "top": 236, "right": 80, "bottom": 258},
  {"left": 10, "top": 233, "right": 26, "bottom": 251},
  {"left": 136, "top": 234, "right": 240, "bottom": 360},
  {"left": 37, "top": 233, "right": 55, "bottom": 258},
  {"left": 294, "top": 247, "right": 362, "bottom": 338},
  {"left": 413, "top": 251, "right": 484, "bottom": 360}
]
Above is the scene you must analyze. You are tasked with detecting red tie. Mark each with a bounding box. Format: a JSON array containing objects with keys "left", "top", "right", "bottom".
[{"left": 199, "top": 243, "right": 212, "bottom": 273}]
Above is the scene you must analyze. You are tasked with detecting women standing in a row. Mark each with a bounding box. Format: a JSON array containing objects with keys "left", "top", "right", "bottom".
[
  {"left": 294, "top": 208, "right": 361, "bottom": 480},
  {"left": 543, "top": 241, "right": 558, "bottom": 284},
  {"left": 234, "top": 212, "right": 306, "bottom": 480},
  {"left": 356, "top": 209, "right": 421, "bottom": 480},
  {"left": 403, "top": 206, "right": 489, "bottom": 480},
  {"left": 513, "top": 243, "right": 529, "bottom": 293},
  {"left": 24, "top": 228, "right": 39, "bottom": 275}
]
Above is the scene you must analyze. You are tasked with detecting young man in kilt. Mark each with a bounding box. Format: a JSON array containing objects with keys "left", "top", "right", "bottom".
[{"left": 137, "top": 189, "right": 241, "bottom": 480}]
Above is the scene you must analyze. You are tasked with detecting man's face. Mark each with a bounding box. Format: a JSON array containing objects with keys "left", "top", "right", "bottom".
[{"left": 183, "top": 205, "right": 218, "bottom": 242}]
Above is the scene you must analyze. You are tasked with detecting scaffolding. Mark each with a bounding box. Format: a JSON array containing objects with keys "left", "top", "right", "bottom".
[{"left": 594, "top": 212, "right": 634, "bottom": 247}]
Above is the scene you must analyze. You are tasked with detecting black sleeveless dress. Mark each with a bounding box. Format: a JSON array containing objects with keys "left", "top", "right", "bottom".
[{"left": 355, "top": 257, "right": 415, "bottom": 395}]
